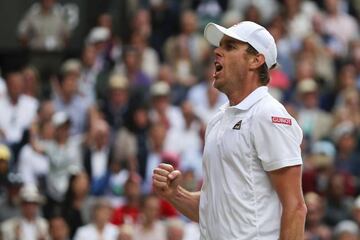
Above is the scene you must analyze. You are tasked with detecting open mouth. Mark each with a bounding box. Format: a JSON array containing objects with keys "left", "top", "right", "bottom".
[{"left": 214, "top": 62, "right": 223, "bottom": 73}]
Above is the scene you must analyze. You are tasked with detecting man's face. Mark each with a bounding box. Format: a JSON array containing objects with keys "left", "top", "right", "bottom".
[{"left": 213, "top": 36, "right": 250, "bottom": 94}]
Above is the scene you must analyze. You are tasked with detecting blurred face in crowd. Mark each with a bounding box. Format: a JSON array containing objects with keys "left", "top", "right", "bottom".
[
  {"left": 338, "top": 64, "right": 356, "bottom": 89},
  {"left": 181, "top": 101, "right": 195, "bottom": 125},
  {"left": 21, "top": 201, "right": 39, "bottom": 220},
  {"left": 305, "top": 193, "right": 324, "bottom": 227},
  {"left": 54, "top": 123, "right": 70, "bottom": 143},
  {"left": 41, "top": 0, "right": 55, "bottom": 11},
  {"left": 49, "top": 217, "right": 69, "bottom": 240},
  {"left": 22, "top": 67, "right": 39, "bottom": 97},
  {"left": 244, "top": 5, "right": 261, "bottom": 23},
  {"left": 124, "top": 49, "right": 141, "bottom": 72},
  {"left": 82, "top": 45, "right": 97, "bottom": 68},
  {"left": 352, "top": 206, "right": 360, "bottom": 226},
  {"left": 6, "top": 72, "right": 24, "bottom": 102},
  {"left": 158, "top": 65, "right": 175, "bottom": 84},
  {"left": 337, "top": 232, "right": 358, "bottom": 240},
  {"left": 110, "top": 88, "right": 128, "bottom": 107},
  {"left": 93, "top": 202, "right": 112, "bottom": 226},
  {"left": 124, "top": 178, "right": 141, "bottom": 202},
  {"left": 93, "top": 121, "right": 110, "bottom": 149},
  {"left": 327, "top": 173, "right": 345, "bottom": 200},
  {"left": 325, "top": 0, "right": 339, "bottom": 15},
  {"left": 38, "top": 101, "right": 55, "bottom": 123},
  {"left": 152, "top": 95, "right": 170, "bottom": 113},
  {"left": 301, "top": 91, "right": 318, "bottom": 109},
  {"left": 61, "top": 72, "right": 79, "bottom": 98},
  {"left": 98, "top": 13, "right": 112, "bottom": 31},
  {"left": 133, "top": 108, "right": 149, "bottom": 129},
  {"left": 181, "top": 11, "right": 197, "bottom": 35},
  {"left": 72, "top": 171, "right": 89, "bottom": 198},
  {"left": 337, "top": 134, "right": 356, "bottom": 154},
  {"left": 295, "top": 57, "right": 315, "bottom": 81},
  {"left": 142, "top": 195, "right": 160, "bottom": 223},
  {"left": 150, "top": 123, "right": 167, "bottom": 151},
  {"left": 39, "top": 121, "right": 55, "bottom": 140}
]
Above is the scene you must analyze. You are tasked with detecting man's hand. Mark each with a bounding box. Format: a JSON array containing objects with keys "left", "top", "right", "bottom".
[{"left": 152, "top": 163, "right": 182, "bottom": 200}]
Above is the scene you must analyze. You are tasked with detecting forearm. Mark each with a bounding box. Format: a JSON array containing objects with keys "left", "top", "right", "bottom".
[
  {"left": 167, "top": 186, "right": 200, "bottom": 222},
  {"left": 279, "top": 204, "right": 307, "bottom": 240}
]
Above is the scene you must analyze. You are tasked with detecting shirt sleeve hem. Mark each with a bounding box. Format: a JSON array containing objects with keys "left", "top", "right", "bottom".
[{"left": 263, "top": 158, "right": 303, "bottom": 172}]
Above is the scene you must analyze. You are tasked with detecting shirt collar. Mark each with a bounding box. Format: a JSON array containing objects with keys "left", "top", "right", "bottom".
[{"left": 220, "top": 86, "right": 269, "bottom": 111}]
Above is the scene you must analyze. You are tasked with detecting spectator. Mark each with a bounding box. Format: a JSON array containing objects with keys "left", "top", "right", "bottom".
[
  {"left": 0, "top": 71, "right": 39, "bottom": 153},
  {"left": 0, "top": 173, "right": 23, "bottom": 222},
  {"left": 22, "top": 66, "right": 41, "bottom": 98},
  {"left": 17, "top": 0, "right": 70, "bottom": 51},
  {"left": 149, "top": 81, "right": 185, "bottom": 130},
  {"left": 36, "top": 112, "right": 82, "bottom": 215},
  {"left": 99, "top": 74, "right": 130, "bottom": 132},
  {"left": 130, "top": 23, "right": 160, "bottom": 81},
  {"left": 17, "top": 120, "right": 51, "bottom": 187},
  {"left": 111, "top": 174, "right": 142, "bottom": 226},
  {"left": 85, "top": 27, "right": 112, "bottom": 72},
  {"left": 333, "top": 220, "right": 359, "bottom": 240},
  {"left": 61, "top": 171, "right": 91, "bottom": 238},
  {"left": 73, "top": 198, "right": 119, "bottom": 240},
  {"left": 187, "top": 62, "right": 227, "bottom": 123},
  {"left": 166, "top": 218, "right": 184, "bottom": 240},
  {"left": 17, "top": 0, "right": 71, "bottom": 92},
  {"left": 53, "top": 59, "right": 94, "bottom": 136},
  {"left": 114, "top": 46, "right": 151, "bottom": 89},
  {"left": 48, "top": 215, "right": 70, "bottom": 240},
  {"left": 322, "top": 0, "right": 359, "bottom": 57},
  {"left": 304, "top": 192, "right": 332, "bottom": 240},
  {"left": 324, "top": 173, "right": 354, "bottom": 226},
  {"left": 83, "top": 120, "right": 112, "bottom": 196},
  {"left": 352, "top": 196, "right": 360, "bottom": 228},
  {"left": 295, "top": 79, "right": 333, "bottom": 142},
  {"left": 0, "top": 184, "right": 48, "bottom": 240},
  {"left": 164, "top": 10, "right": 209, "bottom": 85},
  {"left": 132, "top": 194, "right": 166, "bottom": 240}
]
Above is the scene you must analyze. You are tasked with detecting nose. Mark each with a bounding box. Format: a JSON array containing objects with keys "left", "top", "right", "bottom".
[{"left": 214, "top": 47, "right": 223, "bottom": 59}]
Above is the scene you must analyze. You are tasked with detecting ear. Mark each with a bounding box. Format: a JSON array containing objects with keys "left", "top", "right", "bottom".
[{"left": 249, "top": 54, "right": 266, "bottom": 70}]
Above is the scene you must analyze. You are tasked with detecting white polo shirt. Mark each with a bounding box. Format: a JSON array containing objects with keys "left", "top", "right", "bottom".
[{"left": 199, "top": 86, "right": 303, "bottom": 240}]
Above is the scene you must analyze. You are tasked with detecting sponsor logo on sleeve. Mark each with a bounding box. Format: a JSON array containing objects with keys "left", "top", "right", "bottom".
[{"left": 271, "top": 116, "right": 292, "bottom": 125}]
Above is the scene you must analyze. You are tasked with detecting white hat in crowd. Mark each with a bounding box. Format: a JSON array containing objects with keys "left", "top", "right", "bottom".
[
  {"left": 204, "top": 21, "right": 277, "bottom": 68},
  {"left": 86, "top": 27, "right": 110, "bottom": 44},
  {"left": 19, "top": 184, "right": 44, "bottom": 204},
  {"left": 150, "top": 81, "right": 170, "bottom": 97},
  {"left": 334, "top": 220, "right": 359, "bottom": 237},
  {"left": 52, "top": 111, "right": 71, "bottom": 128}
]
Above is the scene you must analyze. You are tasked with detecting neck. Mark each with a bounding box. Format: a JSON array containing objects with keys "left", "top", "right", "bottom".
[{"left": 226, "top": 81, "right": 261, "bottom": 106}]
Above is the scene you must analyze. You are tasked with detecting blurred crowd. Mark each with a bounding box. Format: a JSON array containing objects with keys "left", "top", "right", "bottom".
[{"left": 0, "top": 0, "right": 359, "bottom": 239}]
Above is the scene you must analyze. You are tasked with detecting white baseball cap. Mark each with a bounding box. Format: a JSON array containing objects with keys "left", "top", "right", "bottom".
[{"left": 204, "top": 21, "right": 277, "bottom": 68}]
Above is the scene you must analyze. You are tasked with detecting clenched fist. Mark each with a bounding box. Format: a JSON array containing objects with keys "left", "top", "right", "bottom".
[{"left": 152, "top": 163, "right": 182, "bottom": 200}]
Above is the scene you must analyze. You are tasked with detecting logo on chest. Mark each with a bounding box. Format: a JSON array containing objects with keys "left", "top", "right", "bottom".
[{"left": 232, "top": 120, "right": 242, "bottom": 130}]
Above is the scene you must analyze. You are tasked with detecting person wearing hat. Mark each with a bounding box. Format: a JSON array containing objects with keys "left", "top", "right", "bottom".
[
  {"left": 153, "top": 21, "right": 306, "bottom": 239},
  {"left": 1, "top": 184, "right": 49, "bottom": 240}
]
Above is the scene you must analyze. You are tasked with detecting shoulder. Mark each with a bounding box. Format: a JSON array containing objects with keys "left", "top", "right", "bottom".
[{"left": 251, "top": 94, "right": 302, "bottom": 138}]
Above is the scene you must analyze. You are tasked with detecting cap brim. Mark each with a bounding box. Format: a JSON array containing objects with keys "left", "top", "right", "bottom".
[{"left": 204, "top": 23, "right": 246, "bottom": 47}]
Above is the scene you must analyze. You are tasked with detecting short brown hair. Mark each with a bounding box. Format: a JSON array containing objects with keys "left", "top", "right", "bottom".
[{"left": 246, "top": 44, "right": 271, "bottom": 85}]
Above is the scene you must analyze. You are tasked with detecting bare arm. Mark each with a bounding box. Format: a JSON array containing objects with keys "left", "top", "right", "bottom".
[
  {"left": 268, "top": 165, "right": 307, "bottom": 240},
  {"left": 152, "top": 163, "right": 200, "bottom": 222}
]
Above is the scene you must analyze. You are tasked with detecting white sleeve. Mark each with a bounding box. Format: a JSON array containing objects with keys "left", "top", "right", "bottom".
[{"left": 251, "top": 106, "right": 303, "bottom": 172}]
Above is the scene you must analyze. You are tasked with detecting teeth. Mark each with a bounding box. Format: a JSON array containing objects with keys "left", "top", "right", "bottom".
[{"left": 215, "top": 62, "right": 222, "bottom": 71}]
